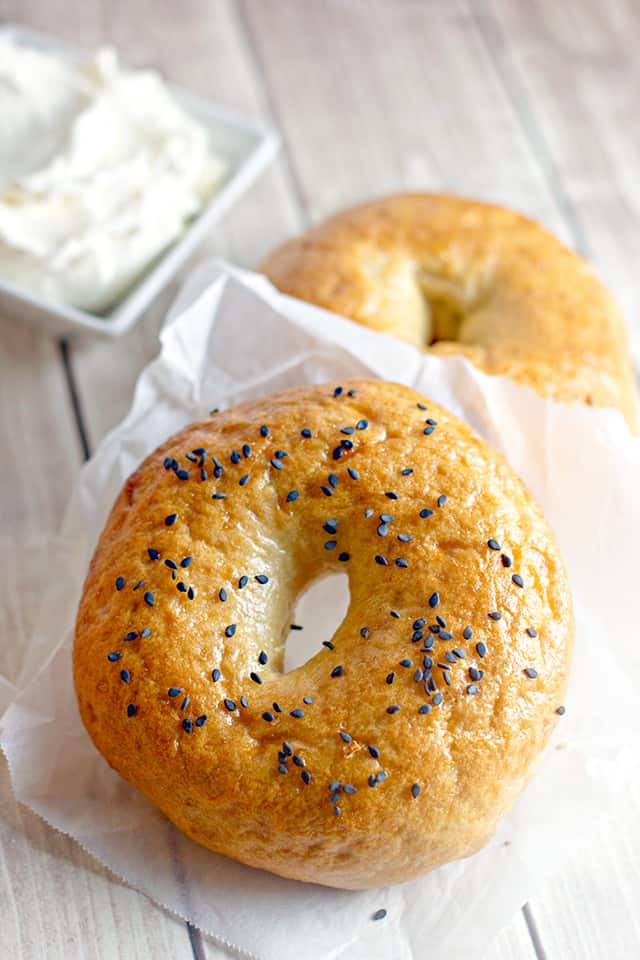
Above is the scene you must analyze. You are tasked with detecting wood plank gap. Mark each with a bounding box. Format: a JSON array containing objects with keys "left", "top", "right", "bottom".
[
  {"left": 233, "top": 0, "right": 311, "bottom": 224},
  {"left": 58, "top": 338, "right": 91, "bottom": 462},
  {"left": 522, "top": 903, "right": 548, "bottom": 960},
  {"left": 473, "top": 0, "right": 592, "bottom": 257}
]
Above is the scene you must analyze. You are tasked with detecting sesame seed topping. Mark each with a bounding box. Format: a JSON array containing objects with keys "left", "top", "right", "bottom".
[
  {"left": 250, "top": 672, "right": 262, "bottom": 684},
  {"left": 375, "top": 555, "right": 388, "bottom": 566},
  {"left": 419, "top": 508, "right": 433, "bottom": 519},
  {"left": 262, "top": 711, "right": 274, "bottom": 722},
  {"left": 107, "top": 652, "right": 121, "bottom": 662},
  {"left": 512, "top": 574, "right": 524, "bottom": 588},
  {"left": 303, "top": 696, "right": 313, "bottom": 704},
  {"left": 211, "top": 668, "right": 221, "bottom": 682},
  {"left": 331, "top": 665, "right": 344, "bottom": 677},
  {"left": 476, "top": 642, "right": 487, "bottom": 657},
  {"left": 556, "top": 706, "right": 566, "bottom": 716},
  {"left": 290, "top": 709, "right": 305, "bottom": 718},
  {"left": 301, "top": 770, "right": 312, "bottom": 784},
  {"left": 219, "top": 588, "right": 227, "bottom": 602},
  {"left": 286, "top": 490, "right": 299, "bottom": 502},
  {"left": 386, "top": 705, "right": 400, "bottom": 714},
  {"left": 437, "top": 495, "right": 447, "bottom": 508},
  {"left": 348, "top": 467, "right": 360, "bottom": 480},
  {"left": 239, "top": 575, "right": 248, "bottom": 589},
  {"left": 164, "top": 514, "right": 177, "bottom": 526},
  {"left": 418, "top": 703, "right": 432, "bottom": 714},
  {"left": 323, "top": 641, "right": 335, "bottom": 650},
  {"left": 368, "top": 745, "right": 380, "bottom": 758},
  {"left": 386, "top": 672, "right": 395, "bottom": 684},
  {"left": 501, "top": 554, "right": 512, "bottom": 568},
  {"left": 428, "top": 592, "right": 440, "bottom": 608},
  {"left": 487, "top": 539, "right": 501, "bottom": 551},
  {"left": 339, "top": 731, "right": 352, "bottom": 743},
  {"left": 195, "top": 715, "right": 207, "bottom": 727},
  {"left": 301, "top": 428, "right": 312, "bottom": 438},
  {"left": 120, "top": 669, "right": 130, "bottom": 683},
  {"left": 356, "top": 419, "right": 368, "bottom": 430},
  {"left": 115, "top": 576, "right": 125, "bottom": 591},
  {"left": 524, "top": 667, "right": 538, "bottom": 679},
  {"left": 225, "top": 624, "right": 237, "bottom": 637},
  {"left": 260, "top": 425, "right": 269, "bottom": 436},
  {"left": 488, "top": 611, "right": 502, "bottom": 621},
  {"left": 148, "top": 549, "right": 160, "bottom": 560},
  {"left": 463, "top": 626, "right": 473, "bottom": 640},
  {"left": 467, "top": 684, "right": 480, "bottom": 695},
  {"left": 324, "top": 540, "right": 337, "bottom": 550},
  {"left": 168, "top": 687, "right": 183, "bottom": 698},
  {"left": 526, "top": 627, "right": 538, "bottom": 638},
  {"left": 224, "top": 699, "right": 236, "bottom": 711},
  {"left": 411, "top": 783, "right": 421, "bottom": 799},
  {"left": 127, "top": 704, "right": 138, "bottom": 717}
]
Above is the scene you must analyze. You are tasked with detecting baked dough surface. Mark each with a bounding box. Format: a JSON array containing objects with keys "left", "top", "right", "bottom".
[{"left": 75, "top": 380, "right": 573, "bottom": 889}]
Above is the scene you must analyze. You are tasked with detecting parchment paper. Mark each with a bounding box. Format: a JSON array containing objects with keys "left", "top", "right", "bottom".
[{"left": 2, "top": 261, "right": 640, "bottom": 960}]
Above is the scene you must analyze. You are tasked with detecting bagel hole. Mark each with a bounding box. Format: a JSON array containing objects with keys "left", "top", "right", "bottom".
[
  {"left": 419, "top": 273, "right": 466, "bottom": 344},
  {"left": 283, "top": 573, "right": 350, "bottom": 673}
]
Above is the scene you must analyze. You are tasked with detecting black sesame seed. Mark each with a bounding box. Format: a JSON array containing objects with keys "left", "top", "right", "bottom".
[
  {"left": 325, "top": 540, "right": 337, "bottom": 550},
  {"left": 339, "top": 731, "right": 352, "bottom": 743},
  {"left": 476, "top": 642, "right": 487, "bottom": 658},
  {"left": 361, "top": 627, "right": 370, "bottom": 638},
  {"left": 341, "top": 427, "right": 355, "bottom": 435},
  {"left": 164, "top": 514, "right": 177, "bottom": 526},
  {"left": 124, "top": 631, "right": 138, "bottom": 641},
  {"left": 115, "top": 576, "right": 126, "bottom": 591},
  {"left": 386, "top": 672, "right": 395, "bottom": 684},
  {"left": 240, "top": 696, "right": 248, "bottom": 708},
  {"left": 463, "top": 626, "right": 473, "bottom": 640},
  {"left": 397, "top": 533, "right": 412, "bottom": 542},
  {"left": 321, "top": 486, "right": 333, "bottom": 497},
  {"left": 501, "top": 554, "right": 512, "bottom": 568},
  {"left": 368, "top": 775, "right": 378, "bottom": 787},
  {"left": 286, "top": 490, "right": 299, "bottom": 502},
  {"left": 390, "top": 610, "right": 400, "bottom": 619},
  {"left": 278, "top": 764, "right": 288, "bottom": 775},
  {"left": 376, "top": 771, "right": 388, "bottom": 782},
  {"left": 211, "top": 668, "right": 221, "bottom": 682},
  {"left": 291, "top": 709, "right": 304, "bottom": 718},
  {"left": 348, "top": 467, "right": 360, "bottom": 480},
  {"left": 212, "top": 493, "right": 227, "bottom": 500},
  {"left": 290, "top": 624, "right": 303, "bottom": 631},
  {"left": 333, "top": 386, "right": 343, "bottom": 397},
  {"left": 134, "top": 580, "right": 144, "bottom": 590},
  {"left": 195, "top": 715, "right": 207, "bottom": 727},
  {"left": 419, "top": 703, "right": 432, "bottom": 714},
  {"left": 395, "top": 558, "right": 409, "bottom": 568},
  {"left": 177, "top": 582, "right": 187, "bottom": 592},
  {"left": 364, "top": 508, "right": 375, "bottom": 519},
  {"left": 368, "top": 745, "right": 380, "bottom": 758},
  {"left": 301, "top": 428, "right": 312, "bottom": 438},
  {"left": 385, "top": 492, "right": 398, "bottom": 500},
  {"left": 250, "top": 672, "right": 262, "bottom": 684},
  {"left": 120, "top": 669, "right": 131, "bottom": 683},
  {"left": 323, "top": 640, "right": 335, "bottom": 650},
  {"left": 127, "top": 704, "right": 138, "bottom": 717},
  {"left": 242, "top": 444, "right": 251, "bottom": 458},
  {"left": 413, "top": 668, "right": 424, "bottom": 682},
  {"left": 411, "top": 783, "right": 421, "bottom": 799},
  {"left": 332, "top": 445, "right": 344, "bottom": 461},
  {"left": 258, "top": 650, "right": 268, "bottom": 665},
  {"left": 487, "top": 539, "right": 501, "bottom": 551},
  {"left": 230, "top": 450, "right": 240, "bottom": 463},
  {"left": 219, "top": 588, "right": 227, "bottom": 602},
  {"left": 255, "top": 575, "right": 269, "bottom": 585},
  {"left": 402, "top": 468, "right": 413, "bottom": 476},
  {"left": 437, "top": 495, "right": 447, "bottom": 508},
  {"left": 168, "top": 687, "right": 183, "bottom": 698},
  {"left": 239, "top": 575, "right": 248, "bottom": 589},
  {"left": 524, "top": 667, "right": 538, "bottom": 679},
  {"left": 260, "top": 425, "right": 269, "bottom": 436},
  {"left": 225, "top": 624, "right": 237, "bottom": 637},
  {"left": 331, "top": 665, "right": 344, "bottom": 677},
  {"left": 224, "top": 699, "right": 237, "bottom": 711},
  {"left": 270, "top": 459, "right": 283, "bottom": 470},
  {"left": 377, "top": 523, "right": 389, "bottom": 537},
  {"left": 488, "top": 611, "right": 502, "bottom": 621},
  {"left": 293, "top": 755, "right": 305, "bottom": 768},
  {"left": 467, "top": 684, "right": 480, "bottom": 695},
  {"left": 356, "top": 419, "right": 368, "bottom": 430},
  {"left": 272, "top": 702, "right": 282, "bottom": 713},
  {"left": 301, "top": 770, "right": 311, "bottom": 784},
  {"left": 239, "top": 474, "right": 249, "bottom": 486},
  {"left": 282, "top": 741, "right": 293, "bottom": 756},
  {"left": 433, "top": 693, "right": 443, "bottom": 706},
  {"left": 469, "top": 667, "right": 482, "bottom": 682},
  {"left": 387, "top": 705, "right": 400, "bottom": 714},
  {"left": 262, "top": 711, "right": 274, "bottom": 722},
  {"left": 428, "top": 592, "right": 439, "bottom": 608},
  {"left": 556, "top": 706, "right": 566, "bottom": 716},
  {"left": 107, "top": 652, "right": 121, "bottom": 662},
  {"left": 329, "top": 473, "right": 339, "bottom": 488},
  {"left": 419, "top": 508, "right": 433, "bottom": 519},
  {"left": 423, "top": 426, "right": 434, "bottom": 435},
  {"left": 512, "top": 574, "right": 524, "bottom": 588},
  {"left": 148, "top": 549, "right": 160, "bottom": 560},
  {"left": 453, "top": 648, "right": 466, "bottom": 659},
  {"left": 526, "top": 627, "right": 538, "bottom": 638},
  {"left": 343, "top": 784, "right": 357, "bottom": 794},
  {"left": 180, "top": 695, "right": 190, "bottom": 711},
  {"left": 375, "top": 555, "right": 388, "bottom": 566},
  {"left": 399, "top": 658, "right": 412, "bottom": 668},
  {"left": 303, "top": 696, "right": 313, "bottom": 704},
  {"left": 338, "top": 552, "right": 350, "bottom": 562}
]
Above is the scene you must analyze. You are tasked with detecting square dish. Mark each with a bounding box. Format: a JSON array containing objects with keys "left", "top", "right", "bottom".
[{"left": 0, "top": 24, "right": 280, "bottom": 338}]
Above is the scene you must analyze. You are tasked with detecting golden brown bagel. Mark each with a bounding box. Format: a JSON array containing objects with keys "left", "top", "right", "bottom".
[
  {"left": 262, "top": 194, "right": 637, "bottom": 430},
  {"left": 74, "top": 380, "right": 573, "bottom": 889}
]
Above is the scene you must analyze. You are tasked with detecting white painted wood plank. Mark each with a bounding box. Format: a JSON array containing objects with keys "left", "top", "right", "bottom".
[
  {"left": 239, "top": 0, "right": 569, "bottom": 239},
  {"left": 486, "top": 0, "right": 640, "bottom": 359}
]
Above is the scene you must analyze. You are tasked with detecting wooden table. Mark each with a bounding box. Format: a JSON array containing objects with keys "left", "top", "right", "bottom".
[{"left": 2, "top": 2, "right": 639, "bottom": 957}]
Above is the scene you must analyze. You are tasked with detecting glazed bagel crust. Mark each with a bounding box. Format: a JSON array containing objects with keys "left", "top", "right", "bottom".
[
  {"left": 74, "top": 380, "right": 573, "bottom": 890},
  {"left": 262, "top": 194, "right": 637, "bottom": 429}
]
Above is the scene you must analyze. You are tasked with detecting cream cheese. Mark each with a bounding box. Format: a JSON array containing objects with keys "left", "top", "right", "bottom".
[{"left": 0, "top": 39, "right": 226, "bottom": 313}]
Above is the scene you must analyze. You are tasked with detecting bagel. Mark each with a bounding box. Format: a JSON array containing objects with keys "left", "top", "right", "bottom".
[
  {"left": 262, "top": 194, "right": 637, "bottom": 430},
  {"left": 74, "top": 380, "right": 573, "bottom": 889}
]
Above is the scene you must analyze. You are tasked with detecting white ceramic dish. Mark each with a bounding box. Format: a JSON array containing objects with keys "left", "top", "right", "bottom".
[{"left": 0, "top": 25, "right": 280, "bottom": 338}]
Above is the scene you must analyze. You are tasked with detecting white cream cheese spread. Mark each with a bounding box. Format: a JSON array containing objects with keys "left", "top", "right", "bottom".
[{"left": 0, "top": 39, "right": 226, "bottom": 313}]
